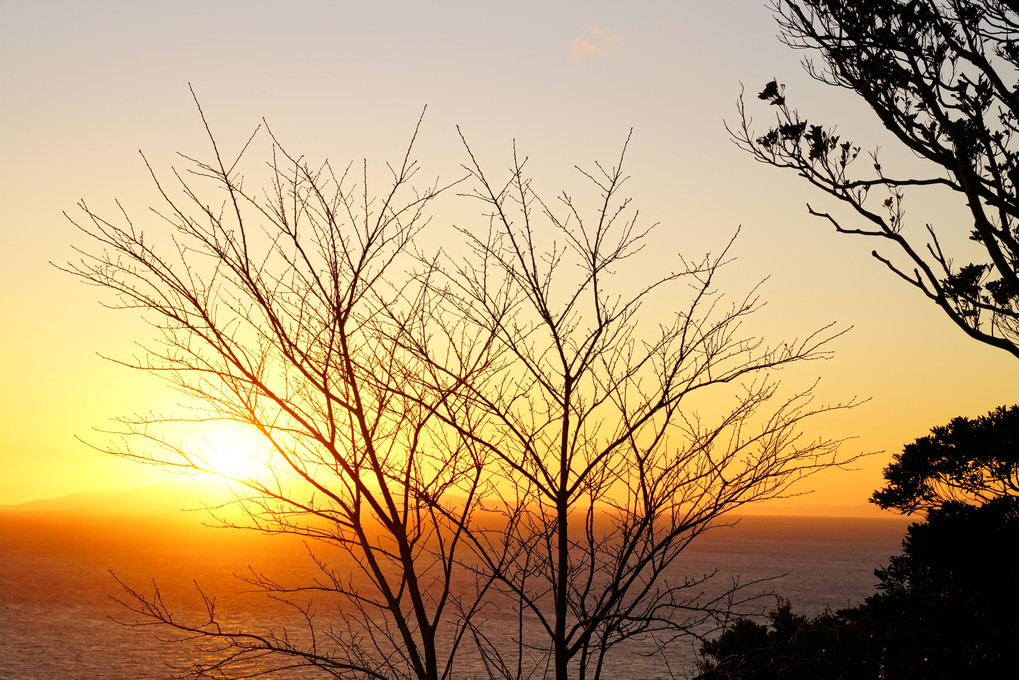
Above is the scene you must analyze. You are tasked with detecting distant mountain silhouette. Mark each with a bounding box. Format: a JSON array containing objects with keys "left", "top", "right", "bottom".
[
  {"left": 0, "top": 480, "right": 232, "bottom": 519},
  {"left": 0, "top": 480, "right": 279, "bottom": 550},
  {"left": 2, "top": 483, "right": 891, "bottom": 520}
]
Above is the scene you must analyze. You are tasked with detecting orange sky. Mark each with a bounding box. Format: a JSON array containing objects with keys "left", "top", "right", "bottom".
[{"left": 2, "top": 0, "right": 1017, "bottom": 512}]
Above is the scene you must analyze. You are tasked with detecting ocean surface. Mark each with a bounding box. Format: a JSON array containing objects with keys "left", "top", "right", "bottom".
[{"left": 0, "top": 507, "right": 908, "bottom": 680}]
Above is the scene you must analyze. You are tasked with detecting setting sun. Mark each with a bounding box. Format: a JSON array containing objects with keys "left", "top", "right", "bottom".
[
  {"left": 192, "top": 421, "right": 269, "bottom": 483},
  {"left": 6, "top": 1, "right": 1019, "bottom": 678}
]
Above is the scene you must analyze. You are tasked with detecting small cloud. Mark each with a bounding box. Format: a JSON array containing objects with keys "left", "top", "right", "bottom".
[
  {"left": 570, "top": 23, "right": 620, "bottom": 60},
  {"left": 570, "top": 38, "right": 598, "bottom": 57}
]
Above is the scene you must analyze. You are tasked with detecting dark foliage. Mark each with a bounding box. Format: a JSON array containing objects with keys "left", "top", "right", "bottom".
[
  {"left": 872, "top": 405, "right": 1019, "bottom": 513},
  {"left": 698, "top": 600, "right": 878, "bottom": 680},
  {"left": 733, "top": 0, "right": 1019, "bottom": 358},
  {"left": 863, "top": 497, "right": 1019, "bottom": 678},
  {"left": 699, "top": 499, "right": 1019, "bottom": 679},
  {"left": 698, "top": 408, "right": 1019, "bottom": 679}
]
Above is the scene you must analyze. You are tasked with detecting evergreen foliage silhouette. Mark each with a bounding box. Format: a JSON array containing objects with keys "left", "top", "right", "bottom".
[
  {"left": 734, "top": 0, "right": 1019, "bottom": 358},
  {"left": 698, "top": 406, "right": 1019, "bottom": 679}
]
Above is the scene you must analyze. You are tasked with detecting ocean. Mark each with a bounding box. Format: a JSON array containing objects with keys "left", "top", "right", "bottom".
[{"left": 0, "top": 509, "right": 908, "bottom": 680}]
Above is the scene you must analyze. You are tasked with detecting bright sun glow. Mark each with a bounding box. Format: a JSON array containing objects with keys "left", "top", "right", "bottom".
[{"left": 193, "top": 421, "right": 269, "bottom": 483}]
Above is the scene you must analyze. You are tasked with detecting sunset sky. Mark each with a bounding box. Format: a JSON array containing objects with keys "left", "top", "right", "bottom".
[{"left": 2, "top": 0, "right": 1017, "bottom": 511}]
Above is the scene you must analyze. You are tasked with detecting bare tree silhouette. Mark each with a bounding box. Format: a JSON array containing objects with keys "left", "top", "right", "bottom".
[
  {"left": 65, "top": 97, "right": 488, "bottom": 680},
  {"left": 64, "top": 97, "right": 854, "bottom": 680},
  {"left": 405, "top": 132, "right": 854, "bottom": 680}
]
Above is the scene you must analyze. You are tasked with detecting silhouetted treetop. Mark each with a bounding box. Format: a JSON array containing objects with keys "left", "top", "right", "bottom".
[
  {"left": 874, "top": 495, "right": 1019, "bottom": 599},
  {"left": 872, "top": 404, "right": 1019, "bottom": 513},
  {"left": 699, "top": 448, "right": 1019, "bottom": 679},
  {"left": 697, "top": 598, "right": 878, "bottom": 680},
  {"left": 734, "top": 0, "right": 1019, "bottom": 358},
  {"left": 697, "top": 495, "right": 1019, "bottom": 679}
]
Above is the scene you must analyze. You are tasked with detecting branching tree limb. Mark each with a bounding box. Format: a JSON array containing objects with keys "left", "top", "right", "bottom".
[
  {"left": 64, "top": 102, "right": 857, "bottom": 680},
  {"left": 396, "top": 132, "right": 859, "bottom": 680},
  {"left": 64, "top": 101, "right": 485, "bottom": 680},
  {"left": 732, "top": 0, "right": 1019, "bottom": 358}
]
